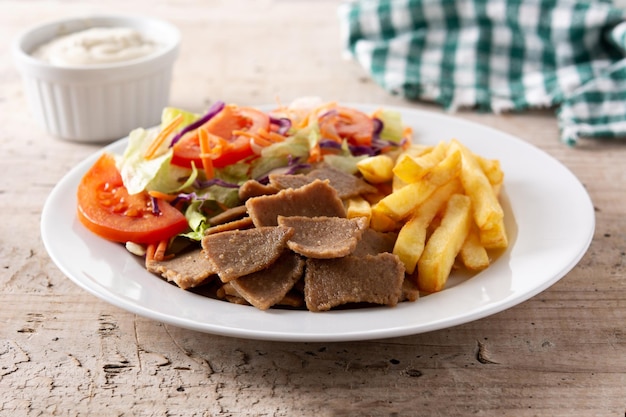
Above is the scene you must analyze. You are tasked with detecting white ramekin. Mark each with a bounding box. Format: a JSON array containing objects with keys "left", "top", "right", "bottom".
[{"left": 12, "top": 15, "right": 181, "bottom": 143}]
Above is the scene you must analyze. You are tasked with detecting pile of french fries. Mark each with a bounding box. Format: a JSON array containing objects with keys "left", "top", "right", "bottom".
[{"left": 349, "top": 139, "right": 507, "bottom": 293}]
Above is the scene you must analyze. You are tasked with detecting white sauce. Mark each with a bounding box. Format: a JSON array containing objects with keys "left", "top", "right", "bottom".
[{"left": 32, "top": 27, "right": 161, "bottom": 66}]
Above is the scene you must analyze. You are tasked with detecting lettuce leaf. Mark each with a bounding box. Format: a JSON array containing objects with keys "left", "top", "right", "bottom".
[
  {"left": 117, "top": 128, "right": 172, "bottom": 195},
  {"left": 147, "top": 159, "right": 198, "bottom": 194},
  {"left": 377, "top": 109, "right": 404, "bottom": 143},
  {"left": 250, "top": 124, "right": 319, "bottom": 179},
  {"left": 198, "top": 163, "right": 248, "bottom": 208},
  {"left": 116, "top": 128, "right": 197, "bottom": 195},
  {"left": 322, "top": 140, "right": 367, "bottom": 174},
  {"left": 161, "top": 107, "right": 199, "bottom": 129},
  {"left": 179, "top": 200, "right": 209, "bottom": 241}
]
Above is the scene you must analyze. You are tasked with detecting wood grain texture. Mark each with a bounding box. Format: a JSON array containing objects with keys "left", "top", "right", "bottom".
[{"left": 1, "top": 1, "right": 626, "bottom": 416}]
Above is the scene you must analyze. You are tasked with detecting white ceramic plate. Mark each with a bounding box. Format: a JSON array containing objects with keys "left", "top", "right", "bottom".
[{"left": 41, "top": 105, "right": 595, "bottom": 342}]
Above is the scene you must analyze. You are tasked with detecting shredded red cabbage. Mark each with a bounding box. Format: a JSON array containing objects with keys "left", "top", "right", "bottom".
[
  {"left": 370, "top": 116, "right": 405, "bottom": 148},
  {"left": 319, "top": 140, "right": 342, "bottom": 150},
  {"left": 256, "top": 157, "right": 310, "bottom": 184},
  {"left": 150, "top": 196, "right": 160, "bottom": 215},
  {"left": 171, "top": 192, "right": 199, "bottom": 206},
  {"left": 372, "top": 117, "right": 383, "bottom": 137},
  {"left": 350, "top": 144, "right": 378, "bottom": 156},
  {"left": 318, "top": 109, "right": 338, "bottom": 120},
  {"left": 269, "top": 116, "right": 292, "bottom": 135},
  {"left": 194, "top": 178, "right": 241, "bottom": 189},
  {"left": 169, "top": 101, "right": 226, "bottom": 147},
  {"left": 372, "top": 135, "right": 406, "bottom": 151},
  {"left": 319, "top": 139, "right": 380, "bottom": 157}
]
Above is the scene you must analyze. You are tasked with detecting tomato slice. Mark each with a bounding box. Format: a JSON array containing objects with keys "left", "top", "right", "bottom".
[
  {"left": 77, "top": 153, "right": 188, "bottom": 244},
  {"left": 171, "top": 105, "right": 270, "bottom": 169},
  {"left": 334, "top": 107, "right": 374, "bottom": 146},
  {"left": 319, "top": 106, "right": 374, "bottom": 146}
]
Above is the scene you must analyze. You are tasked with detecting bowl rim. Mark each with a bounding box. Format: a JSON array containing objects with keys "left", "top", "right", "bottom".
[{"left": 12, "top": 14, "right": 181, "bottom": 73}]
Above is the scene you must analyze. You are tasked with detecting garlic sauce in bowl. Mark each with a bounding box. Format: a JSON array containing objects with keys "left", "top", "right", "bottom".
[
  {"left": 12, "top": 15, "right": 180, "bottom": 143},
  {"left": 31, "top": 27, "right": 162, "bottom": 67}
]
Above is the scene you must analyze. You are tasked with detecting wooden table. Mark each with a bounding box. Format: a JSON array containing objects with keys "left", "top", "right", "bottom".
[{"left": 2, "top": 1, "right": 625, "bottom": 416}]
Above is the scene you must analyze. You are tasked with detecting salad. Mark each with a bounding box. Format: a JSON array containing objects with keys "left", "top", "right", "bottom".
[{"left": 76, "top": 97, "right": 412, "bottom": 261}]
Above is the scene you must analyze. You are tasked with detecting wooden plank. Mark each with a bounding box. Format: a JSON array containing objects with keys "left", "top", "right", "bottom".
[{"left": 1, "top": 0, "right": 626, "bottom": 415}]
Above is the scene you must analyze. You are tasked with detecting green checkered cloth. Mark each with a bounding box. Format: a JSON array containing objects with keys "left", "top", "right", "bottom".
[{"left": 339, "top": 0, "right": 626, "bottom": 145}]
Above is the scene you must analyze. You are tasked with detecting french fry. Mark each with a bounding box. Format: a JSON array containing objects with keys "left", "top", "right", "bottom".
[
  {"left": 459, "top": 223, "right": 490, "bottom": 271},
  {"left": 479, "top": 157, "right": 504, "bottom": 197},
  {"left": 373, "top": 180, "right": 438, "bottom": 222},
  {"left": 369, "top": 208, "right": 401, "bottom": 232},
  {"left": 393, "top": 178, "right": 462, "bottom": 274},
  {"left": 392, "top": 174, "right": 409, "bottom": 192},
  {"left": 479, "top": 216, "right": 508, "bottom": 249},
  {"left": 393, "top": 141, "right": 448, "bottom": 183},
  {"left": 417, "top": 193, "right": 472, "bottom": 293},
  {"left": 370, "top": 137, "right": 508, "bottom": 295},
  {"left": 356, "top": 154, "right": 395, "bottom": 184},
  {"left": 476, "top": 154, "right": 504, "bottom": 188},
  {"left": 391, "top": 144, "right": 433, "bottom": 189},
  {"left": 375, "top": 149, "right": 461, "bottom": 221},
  {"left": 345, "top": 196, "right": 372, "bottom": 227},
  {"left": 421, "top": 148, "right": 462, "bottom": 187},
  {"left": 491, "top": 182, "right": 502, "bottom": 198},
  {"left": 426, "top": 215, "right": 442, "bottom": 238},
  {"left": 448, "top": 139, "right": 503, "bottom": 230}
]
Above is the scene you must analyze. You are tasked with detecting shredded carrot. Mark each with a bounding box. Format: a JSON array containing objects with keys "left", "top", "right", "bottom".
[
  {"left": 233, "top": 128, "right": 287, "bottom": 148},
  {"left": 296, "top": 113, "right": 310, "bottom": 129},
  {"left": 198, "top": 127, "right": 215, "bottom": 179},
  {"left": 308, "top": 142, "right": 322, "bottom": 163},
  {"left": 259, "top": 128, "right": 286, "bottom": 143},
  {"left": 403, "top": 126, "right": 413, "bottom": 140},
  {"left": 154, "top": 239, "right": 169, "bottom": 262},
  {"left": 231, "top": 129, "right": 254, "bottom": 138},
  {"left": 319, "top": 121, "right": 342, "bottom": 143},
  {"left": 144, "top": 114, "right": 184, "bottom": 160},
  {"left": 316, "top": 104, "right": 345, "bottom": 143},
  {"left": 296, "top": 102, "right": 335, "bottom": 129},
  {"left": 232, "top": 129, "right": 273, "bottom": 147},
  {"left": 148, "top": 190, "right": 177, "bottom": 202},
  {"left": 253, "top": 136, "right": 274, "bottom": 147},
  {"left": 145, "top": 240, "right": 169, "bottom": 262},
  {"left": 146, "top": 243, "right": 156, "bottom": 262}
]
